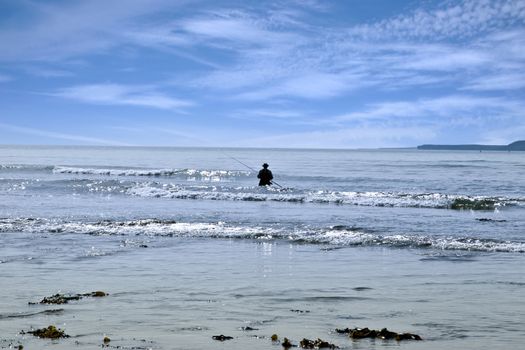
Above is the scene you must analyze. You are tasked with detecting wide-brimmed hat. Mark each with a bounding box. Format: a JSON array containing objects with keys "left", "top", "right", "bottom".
[{"left": 262, "top": 163, "right": 269, "bottom": 168}]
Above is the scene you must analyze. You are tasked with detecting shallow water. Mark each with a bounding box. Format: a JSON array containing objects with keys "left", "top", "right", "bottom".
[{"left": 0, "top": 145, "right": 524, "bottom": 349}]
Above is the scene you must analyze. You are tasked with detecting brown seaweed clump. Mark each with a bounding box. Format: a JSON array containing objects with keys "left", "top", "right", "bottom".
[
  {"left": 24, "top": 325, "right": 69, "bottom": 339},
  {"left": 450, "top": 198, "right": 495, "bottom": 210},
  {"left": 335, "top": 327, "right": 422, "bottom": 341},
  {"left": 212, "top": 335, "right": 233, "bottom": 341},
  {"left": 282, "top": 337, "right": 295, "bottom": 348},
  {"left": 300, "top": 338, "right": 339, "bottom": 349},
  {"left": 29, "top": 291, "right": 108, "bottom": 305}
]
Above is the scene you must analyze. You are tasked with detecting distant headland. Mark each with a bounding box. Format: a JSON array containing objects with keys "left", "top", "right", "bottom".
[{"left": 417, "top": 140, "right": 525, "bottom": 151}]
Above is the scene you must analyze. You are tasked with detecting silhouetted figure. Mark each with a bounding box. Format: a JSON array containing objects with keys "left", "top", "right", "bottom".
[{"left": 257, "top": 163, "right": 273, "bottom": 186}]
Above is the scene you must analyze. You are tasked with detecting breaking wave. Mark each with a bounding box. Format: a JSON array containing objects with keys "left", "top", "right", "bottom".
[
  {"left": 52, "top": 166, "right": 250, "bottom": 179},
  {"left": 0, "top": 218, "right": 523, "bottom": 253},
  {"left": 126, "top": 183, "right": 522, "bottom": 210},
  {"left": 2, "top": 164, "right": 524, "bottom": 210}
]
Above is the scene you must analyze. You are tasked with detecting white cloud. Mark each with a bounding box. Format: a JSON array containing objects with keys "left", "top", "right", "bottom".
[{"left": 52, "top": 84, "right": 193, "bottom": 110}]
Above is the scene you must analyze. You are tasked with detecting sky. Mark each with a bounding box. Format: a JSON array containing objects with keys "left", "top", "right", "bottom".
[{"left": 0, "top": 0, "right": 524, "bottom": 148}]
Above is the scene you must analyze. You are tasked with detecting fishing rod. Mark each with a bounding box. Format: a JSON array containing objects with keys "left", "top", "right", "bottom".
[{"left": 224, "top": 153, "right": 284, "bottom": 189}]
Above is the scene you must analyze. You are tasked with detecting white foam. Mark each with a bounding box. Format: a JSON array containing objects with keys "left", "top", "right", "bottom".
[
  {"left": 52, "top": 166, "right": 249, "bottom": 179},
  {"left": 124, "top": 184, "right": 522, "bottom": 210},
  {"left": 1, "top": 218, "right": 523, "bottom": 253}
]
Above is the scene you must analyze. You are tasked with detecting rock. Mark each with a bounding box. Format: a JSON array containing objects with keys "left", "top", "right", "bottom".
[
  {"left": 25, "top": 325, "right": 69, "bottom": 339},
  {"left": 212, "top": 335, "right": 233, "bottom": 341},
  {"left": 290, "top": 309, "right": 310, "bottom": 313},
  {"left": 103, "top": 336, "right": 111, "bottom": 344},
  {"left": 271, "top": 334, "right": 279, "bottom": 341},
  {"left": 240, "top": 326, "right": 259, "bottom": 331}
]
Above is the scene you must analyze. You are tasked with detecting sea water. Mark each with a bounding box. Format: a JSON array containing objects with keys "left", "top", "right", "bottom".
[{"left": 0, "top": 145, "right": 523, "bottom": 349}]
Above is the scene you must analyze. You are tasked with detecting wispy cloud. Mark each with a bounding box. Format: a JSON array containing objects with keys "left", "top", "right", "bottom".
[
  {"left": 181, "top": 0, "right": 525, "bottom": 104},
  {"left": 480, "top": 124, "right": 525, "bottom": 144},
  {"left": 52, "top": 84, "right": 193, "bottom": 110},
  {"left": 1, "top": 0, "right": 524, "bottom": 147},
  {"left": 348, "top": 0, "right": 525, "bottom": 40},
  {"left": 233, "top": 108, "right": 306, "bottom": 119},
  {"left": 0, "top": 74, "right": 12, "bottom": 82},
  {"left": 463, "top": 73, "right": 525, "bottom": 91},
  {"left": 0, "top": 122, "right": 131, "bottom": 146},
  {"left": 23, "top": 66, "right": 74, "bottom": 78},
  {"left": 237, "top": 72, "right": 362, "bottom": 100},
  {"left": 234, "top": 126, "right": 437, "bottom": 149},
  {"left": 0, "top": 0, "right": 184, "bottom": 62},
  {"left": 332, "top": 95, "right": 524, "bottom": 123}
]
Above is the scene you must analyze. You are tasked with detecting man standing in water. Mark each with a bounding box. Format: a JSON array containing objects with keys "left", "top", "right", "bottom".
[{"left": 257, "top": 163, "right": 273, "bottom": 186}]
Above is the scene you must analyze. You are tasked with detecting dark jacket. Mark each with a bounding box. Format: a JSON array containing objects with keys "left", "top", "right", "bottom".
[{"left": 257, "top": 168, "right": 273, "bottom": 186}]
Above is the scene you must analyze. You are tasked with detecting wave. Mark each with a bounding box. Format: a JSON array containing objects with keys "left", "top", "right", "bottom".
[
  {"left": 0, "top": 164, "right": 54, "bottom": 171},
  {"left": 126, "top": 184, "right": 522, "bottom": 210},
  {"left": 0, "top": 164, "right": 251, "bottom": 179},
  {"left": 0, "top": 218, "right": 523, "bottom": 253},
  {"left": 52, "top": 166, "right": 250, "bottom": 179},
  {"left": 1, "top": 171, "right": 522, "bottom": 210}
]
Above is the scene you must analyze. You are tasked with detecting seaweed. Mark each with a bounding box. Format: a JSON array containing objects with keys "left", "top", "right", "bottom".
[
  {"left": 450, "top": 198, "right": 495, "bottom": 210},
  {"left": 23, "top": 325, "right": 69, "bottom": 339},
  {"left": 476, "top": 218, "right": 507, "bottom": 222},
  {"left": 29, "top": 291, "right": 108, "bottom": 305},
  {"left": 212, "top": 335, "right": 233, "bottom": 341},
  {"left": 335, "top": 327, "right": 422, "bottom": 341},
  {"left": 300, "top": 338, "right": 339, "bottom": 349},
  {"left": 282, "top": 337, "right": 295, "bottom": 348}
]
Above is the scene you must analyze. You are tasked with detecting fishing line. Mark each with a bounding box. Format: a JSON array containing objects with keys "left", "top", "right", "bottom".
[{"left": 220, "top": 150, "right": 284, "bottom": 189}]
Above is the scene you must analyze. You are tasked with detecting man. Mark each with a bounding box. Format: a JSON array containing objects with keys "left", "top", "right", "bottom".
[{"left": 257, "top": 163, "right": 273, "bottom": 186}]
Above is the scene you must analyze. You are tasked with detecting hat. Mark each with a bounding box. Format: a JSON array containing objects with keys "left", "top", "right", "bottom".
[{"left": 262, "top": 163, "right": 269, "bottom": 168}]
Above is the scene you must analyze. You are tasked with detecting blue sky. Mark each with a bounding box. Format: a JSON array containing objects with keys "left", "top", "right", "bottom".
[{"left": 0, "top": 0, "right": 524, "bottom": 148}]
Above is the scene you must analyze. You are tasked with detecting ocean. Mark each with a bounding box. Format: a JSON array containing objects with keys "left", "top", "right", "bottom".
[{"left": 0, "top": 145, "right": 523, "bottom": 349}]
